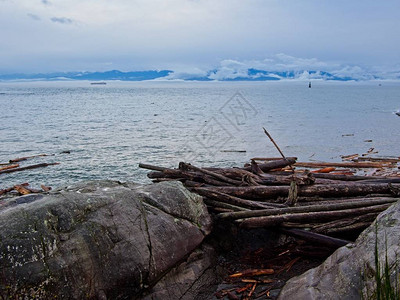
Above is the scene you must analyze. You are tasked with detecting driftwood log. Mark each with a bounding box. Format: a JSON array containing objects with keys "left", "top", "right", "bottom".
[
  {"left": 195, "top": 183, "right": 399, "bottom": 200},
  {"left": 0, "top": 163, "right": 59, "bottom": 175}
]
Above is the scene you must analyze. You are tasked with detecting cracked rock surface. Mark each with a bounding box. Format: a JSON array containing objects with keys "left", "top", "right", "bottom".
[{"left": 0, "top": 180, "right": 212, "bottom": 299}]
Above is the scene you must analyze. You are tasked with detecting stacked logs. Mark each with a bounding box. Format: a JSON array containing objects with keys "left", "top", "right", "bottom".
[{"left": 140, "top": 156, "right": 400, "bottom": 247}]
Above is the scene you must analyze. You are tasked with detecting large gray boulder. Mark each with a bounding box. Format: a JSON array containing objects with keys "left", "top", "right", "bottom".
[
  {"left": 0, "top": 180, "right": 212, "bottom": 299},
  {"left": 278, "top": 199, "right": 400, "bottom": 300}
]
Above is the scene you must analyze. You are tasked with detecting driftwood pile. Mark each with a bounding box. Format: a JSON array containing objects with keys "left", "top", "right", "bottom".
[
  {"left": 0, "top": 154, "right": 58, "bottom": 197},
  {"left": 140, "top": 155, "right": 400, "bottom": 248}
]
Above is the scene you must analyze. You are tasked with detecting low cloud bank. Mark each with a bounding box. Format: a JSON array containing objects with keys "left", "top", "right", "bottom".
[{"left": 1, "top": 54, "right": 399, "bottom": 82}]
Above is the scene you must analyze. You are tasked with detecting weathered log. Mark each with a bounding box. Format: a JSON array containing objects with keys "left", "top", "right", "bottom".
[
  {"left": 318, "top": 222, "right": 372, "bottom": 234},
  {"left": 311, "top": 213, "right": 378, "bottom": 234},
  {"left": 181, "top": 180, "right": 204, "bottom": 187},
  {"left": 355, "top": 178, "right": 400, "bottom": 184},
  {"left": 149, "top": 169, "right": 232, "bottom": 186},
  {"left": 239, "top": 203, "right": 392, "bottom": 228},
  {"left": 297, "top": 196, "right": 396, "bottom": 205},
  {"left": 138, "top": 163, "right": 169, "bottom": 172},
  {"left": 218, "top": 197, "right": 396, "bottom": 220},
  {"left": 211, "top": 168, "right": 314, "bottom": 186},
  {"left": 294, "top": 161, "right": 393, "bottom": 169},
  {"left": 280, "top": 228, "right": 351, "bottom": 248},
  {"left": 311, "top": 167, "right": 336, "bottom": 173},
  {"left": 258, "top": 172, "right": 315, "bottom": 186},
  {"left": 203, "top": 198, "right": 249, "bottom": 212},
  {"left": 193, "top": 188, "right": 286, "bottom": 209},
  {"left": 14, "top": 185, "right": 31, "bottom": 195},
  {"left": 208, "top": 207, "right": 233, "bottom": 213},
  {"left": 311, "top": 173, "right": 398, "bottom": 181},
  {"left": 251, "top": 157, "right": 298, "bottom": 161},
  {"left": 151, "top": 177, "right": 182, "bottom": 183},
  {"left": 153, "top": 169, "right": 236, "bottom": 186},
  {"left": 41, "top": 185, "right": 52, "bottom": 192},
  {"left": 209, "top": 168, "right": 259, "bottom": 180},
  {"left": 179, "top": 162, "right": 243, "bottom": 186},
  {"left": 355, "top": 157, "right": 400, "bottom": 163},
  {"left": 200, "top": 184, "right": 399, "bottom": 200},
  {"left": 0, "top": 163, "right": 60, "bottom": 175},
  {"left": 196, "top": 186, "right": 287, "bottom": 200},
  {"left": 243, "top": 158, "right": 296, "bottom": 172},
  {"left": 0, "top": 164, "right": 19, "bottom": 172},
  {"left": 9, "top": 154, "right": 49, "bottom": 163}
]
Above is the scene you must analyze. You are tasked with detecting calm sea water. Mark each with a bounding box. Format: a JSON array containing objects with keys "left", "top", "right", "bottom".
[{"left": 0, "top": 80, "right": 399, "bottom": 189}]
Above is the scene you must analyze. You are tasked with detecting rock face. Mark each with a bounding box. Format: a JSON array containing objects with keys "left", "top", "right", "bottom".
[
  {"left": 278, "top": 199, "right": 400, "bottom": 300},
  {"left": 0, "top": 180, "right": 212, "bottom": 299}
]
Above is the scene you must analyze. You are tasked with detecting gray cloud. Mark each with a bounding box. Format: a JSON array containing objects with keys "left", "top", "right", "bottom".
[
  {"left": 50, "top": 17, "right": 73, "bottom": 24},
  {"left": 27, "top": 13, "right": 41, "bottom": 21},
  {"left": 0, "top": 0, "right": 399, "bottom": 74}
]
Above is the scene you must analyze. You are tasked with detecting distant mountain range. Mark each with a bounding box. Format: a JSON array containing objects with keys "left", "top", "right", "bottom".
[{"left": 0, "top": 68, "right": 397, "bottom": 82}]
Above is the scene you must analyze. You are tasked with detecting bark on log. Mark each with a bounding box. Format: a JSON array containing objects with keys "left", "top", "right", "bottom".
[
  {"left": 239, "top": 203, "right": 391, "bottom": 228},
  {"left": 193, "top": 188, "right": 286, "bottom": 209},
  {"left": 311, "top": 173, "right": 393, "bottom": 181},
  {"left": 200, "top": 183, "right": 399, "bottom": 200},
  {"left": 138, "top": 163, "right": 169, "bottom": 172},
  {"left": 203, "top": 198, "right": 249, "bottom": 212},
  {"left": 211, "top": 168, "right": 314, "bottom": 186},
  {"left": 251, "top": 157, "right": 298, "bottom": 161},
  {"left": 0, "top": 164, "right": 19, "bottom": 172},
  {"left": 311, "top": 213, "right": 378, "bottom": 234},
  {"left": 294, "top": 161, "right": 392, "bottom": 168},
  {"left": 9, "top": 154, "right": 49, "bottom": 163},
  {"left": 179, "top": 162, "right": 243, "bottom": 186},
  {"left": 0, "top": 163, "right": 60, "bottom": 175},
  {"left": 318, "top": 222, "right": 372, "bottom": 234},
  {"left": 355, "top": 157, "right": 400, "bottom": 163},
  {"left": 311, "top": 167, "right": 336, "bottom": 173},
  {"left": 297, "top": 196, "right": 396, "bottom": 205},
  {"left": 218, "top": 197, "right": 397, "bottom": 220},
  {"left": 148, "top": 169, "right": 233, "bottom": 186},
  {"left": 280, "top": 228, "right": 351, "bottom": 248},
  {"left": 243, "top": 158, "right": 296, "bottom": 172}
]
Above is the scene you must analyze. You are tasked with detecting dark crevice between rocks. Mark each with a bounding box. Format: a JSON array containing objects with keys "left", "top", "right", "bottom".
[
  {"left": 138, "top": 198, "right": 154, "bottom": 290},
  {"left": 202, "top": 215, "right": 353, "bottom": 300}
]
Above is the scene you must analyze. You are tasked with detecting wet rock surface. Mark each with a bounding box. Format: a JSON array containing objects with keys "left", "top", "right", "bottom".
[{"left": 0, "top": 180, "right": 211, "bottom": 299}]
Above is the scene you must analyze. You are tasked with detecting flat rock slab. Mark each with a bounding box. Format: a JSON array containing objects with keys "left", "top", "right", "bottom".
[
  {"left": 0, "top": 180, "right": 212, "bottom": 299},
  {"left": 278, "top": 199, "right": 400, "bottom": 300}
]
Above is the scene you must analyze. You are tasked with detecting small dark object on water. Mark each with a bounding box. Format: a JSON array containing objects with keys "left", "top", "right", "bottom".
[
  {"left": 309, "top": 82, "right": 311, "bottom": 88},
  {"left": 396, "top": 111, "right": 400, "bottom": 117},
  {"left": 60, "top": 150, "right": 71, "bottom": 154}
]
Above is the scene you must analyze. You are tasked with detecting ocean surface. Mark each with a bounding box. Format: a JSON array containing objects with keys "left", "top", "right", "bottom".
[{"left": 1, "top": 80, "right": 399, "bottom": 189}]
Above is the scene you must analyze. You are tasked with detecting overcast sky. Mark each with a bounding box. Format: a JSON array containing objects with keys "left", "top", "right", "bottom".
[{"left": 1, "top": 0, "right": 399, "bottom": 74}]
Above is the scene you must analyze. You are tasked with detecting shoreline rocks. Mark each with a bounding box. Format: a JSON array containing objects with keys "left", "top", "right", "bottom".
[
  {"left": 0, "top": 180, "right": 212, "bottom": 299},
  {"left": 278, "top": 199, "right": 400, "bottom": 300}
]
